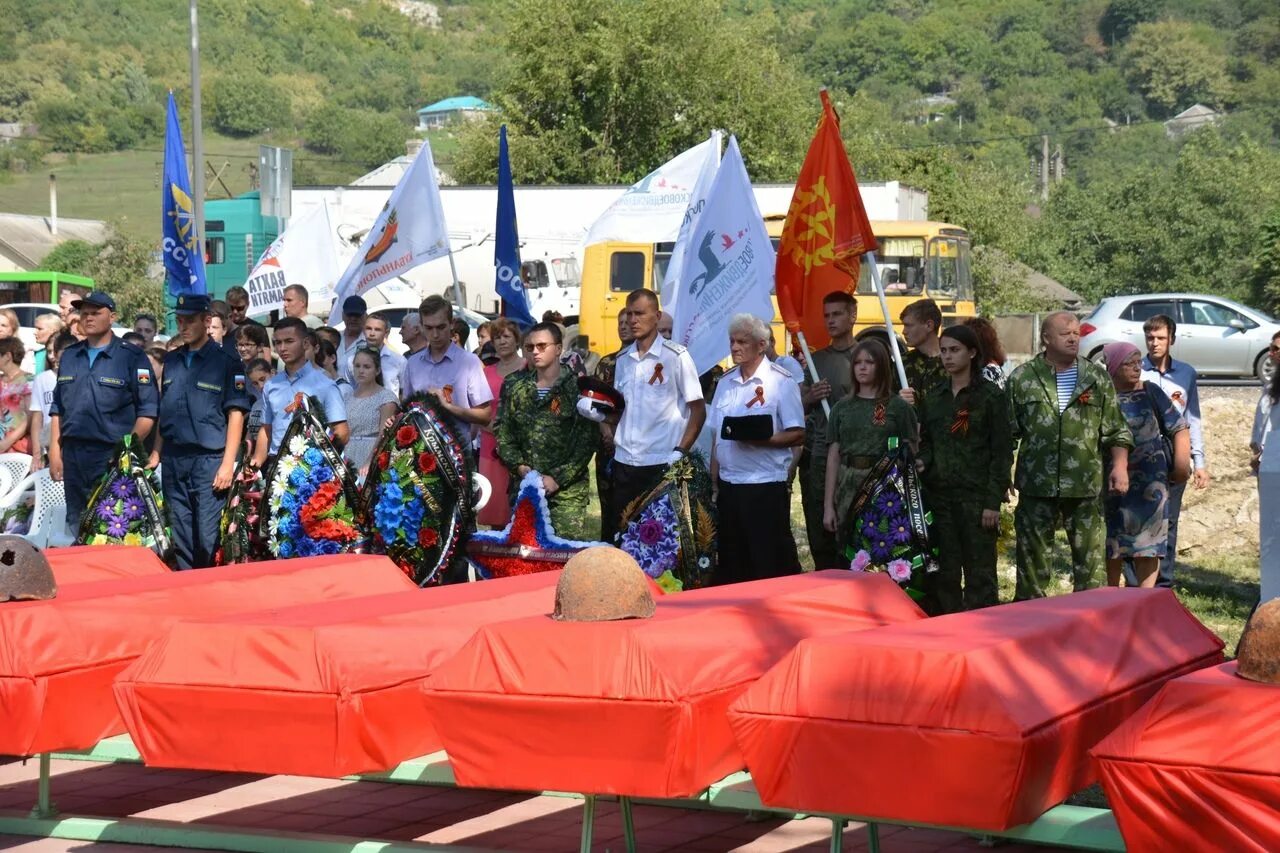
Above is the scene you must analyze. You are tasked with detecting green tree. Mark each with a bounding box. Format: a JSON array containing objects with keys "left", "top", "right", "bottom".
[
  {"left": 87, "top": 226, "right": 163, "bottom": 323},
  {"left": 1250, "top": 206, "right": 1280, "bottom": 315},
  {"left": 1124, "top": 21, "right": 1232, "bottom": 114},
  {"left": 451, "top": 0, "right": 813, "bottom": 184},
  {"left": 40, "top": 239, "right": 95, "bottom": 275},
  {"left": 209, "top": 72, "right": 290, "bottom": 136}
]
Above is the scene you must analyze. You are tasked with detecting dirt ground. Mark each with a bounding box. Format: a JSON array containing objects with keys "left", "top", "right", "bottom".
[{"left": 1176, "top": 386, "right": 1263, "bottom": 560}]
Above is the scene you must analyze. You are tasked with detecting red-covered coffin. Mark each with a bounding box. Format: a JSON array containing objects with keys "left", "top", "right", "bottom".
[
  {"left": 115, "top": 572, "right": 561, "bottom": 777},
  {"left": 421, "top": 571, "right": 926, "bottom": 798},
  {"left": 728, "top": 588, "right": 1223, "bottom": 831},
  {"left": 0, "top": 555, "right": 413, "bottom": 757},
  {"left": 45, "top": 545, "right": 171, "bottom": 585},
  {"left": 1092, "top": 661, "right": 1280, "bottom": 852}
]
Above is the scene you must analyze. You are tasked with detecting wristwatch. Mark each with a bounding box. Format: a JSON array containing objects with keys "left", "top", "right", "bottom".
[{"left": 672, "top": 446, "right": 689, "bottom": 457}]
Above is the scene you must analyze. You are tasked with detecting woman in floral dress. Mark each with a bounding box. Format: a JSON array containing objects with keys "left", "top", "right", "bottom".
[
  {"left": 0, "top": 338, "right": 33, "bottom": 456},
  {"left": 341, "top": 348, "right": 399, "bottom": 480},
  {"left": 1100, "top": 342, "right": 1191, "bottom": 587}
]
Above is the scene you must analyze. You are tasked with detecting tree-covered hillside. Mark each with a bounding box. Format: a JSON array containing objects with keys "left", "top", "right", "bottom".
[{"left": 3, "top": 0, "right": 1280, "bottom": 311}]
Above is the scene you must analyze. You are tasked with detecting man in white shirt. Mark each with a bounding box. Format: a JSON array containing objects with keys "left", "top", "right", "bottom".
[
  {"left": 360, "top": 315, "right": 406, "bottom": 398},
  {"left": 710, "top": 314, "right": 805, "bottom": 584},
  {"left": 336, "top": 295, "right": 367, "bottom": 381},
  {"left": 606, "top": 289, "right": 705, "bottom": 535}
]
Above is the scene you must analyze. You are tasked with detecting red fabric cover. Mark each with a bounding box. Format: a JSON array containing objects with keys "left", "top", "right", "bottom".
[
  {"left": 115, "top": 572, "right": 561, "bottom": 777},
  {"left": 728, "top": 588, "right": 1224, "bottom": 831},
  {"left": 0, "top": 555, "right": 412, "bottom": 757},
  {"left": 421, "top": 571, "right": 926, "bottom": 798},
  {"left": 1092, "top": 661, "right": 1280, "bottom": 852},
  {"left": 45, "top": 546, "right": 171, "bottom": 585}
]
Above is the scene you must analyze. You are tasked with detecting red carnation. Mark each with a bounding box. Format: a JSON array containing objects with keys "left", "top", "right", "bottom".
[
  {"left": 396, "top": 425, "right": 418, "bottom": 448},
  {"left": 418, "top": 452, "right": 438, "bottom": 474},
  {"left": 418, "top": 527, "right": 439, "bottom": 548},
  {"left": 376, "top": 451, "right": 390, "bottom": 470}
]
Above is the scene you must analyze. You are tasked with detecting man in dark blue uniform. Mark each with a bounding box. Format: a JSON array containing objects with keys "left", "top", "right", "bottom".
[
  {"left": 150, "top": 294, "right": 250, "bottom": 569},
  {"left": 48, "top": 292, "right": 159, "bottom": 535}
]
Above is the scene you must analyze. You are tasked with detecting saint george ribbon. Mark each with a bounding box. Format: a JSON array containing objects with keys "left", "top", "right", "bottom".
[
  {"left": 649, "top": 364, "right": 665, "bottom": 385},
  {"left": 775, "top": 89, "right": 879, "bottom": 350},
  {"left": 746, "top": 386, "right": 766, "bottom": 408},
  {"left": 951, "top": 408, "right": 970, "bottom": 436}
]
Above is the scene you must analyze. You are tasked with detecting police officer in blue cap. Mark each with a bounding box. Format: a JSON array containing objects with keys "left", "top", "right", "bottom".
[
  {"left": 49, "top": 291, "right": 159, "bottom": 534},
  {"left": 150, "top": 293, "right": 251, "bottom": 569}
]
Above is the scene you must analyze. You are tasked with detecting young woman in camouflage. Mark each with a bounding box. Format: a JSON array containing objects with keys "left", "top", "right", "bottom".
[
  {"left": 495, "top": 322, "right": 599, "bottom": 541},
  {"left": 822, "top": 340, "right": 918, "bottom": 553},
  {"left": 917, "top": 325, "right": 1014, "bottom": 613}
]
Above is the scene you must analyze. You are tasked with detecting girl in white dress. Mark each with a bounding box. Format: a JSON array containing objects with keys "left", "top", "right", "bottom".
[{"left": 1251, "top": 334, "right": 1280, "bottom": 603}]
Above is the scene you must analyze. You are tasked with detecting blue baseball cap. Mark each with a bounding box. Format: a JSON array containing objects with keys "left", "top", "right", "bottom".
[
  {"left": 174, "top": 293, "right": 212, "bottom": 316},
  {"left": 71, "top": 291, "right": 117, "bottom": 312}
]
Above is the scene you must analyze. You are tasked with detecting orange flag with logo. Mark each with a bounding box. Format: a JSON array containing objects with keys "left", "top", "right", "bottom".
[{"left": 776, "top": 89, "right": 878, "bottom": 350}]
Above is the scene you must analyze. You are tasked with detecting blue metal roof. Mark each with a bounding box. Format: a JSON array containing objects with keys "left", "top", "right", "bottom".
[{"left": 417, "top": 96, "right": 493, "bottom": 115}]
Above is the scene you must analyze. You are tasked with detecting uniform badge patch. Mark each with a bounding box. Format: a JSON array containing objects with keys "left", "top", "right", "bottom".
[
  {"left": 234, "top": 374, "right": 246, "bottom": 392},
  {"left": 136, "top": 369, "right": 152, "bottom": 385}
]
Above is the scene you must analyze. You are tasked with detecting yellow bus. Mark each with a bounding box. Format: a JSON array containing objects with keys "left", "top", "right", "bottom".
[{"left": 578, "top": 218, "right": 975, "bottom": 355}]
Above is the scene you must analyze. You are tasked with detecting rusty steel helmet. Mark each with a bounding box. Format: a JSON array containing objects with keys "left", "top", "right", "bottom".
[
  {"left": 0, "top": 536, "right": 56, "bottom": 602},
  {"left": 553, "top": 546, "right": 656, "bottom": 622},
  {"left": 1236, "top": 599, "right": 1280, "bottom": 684}
]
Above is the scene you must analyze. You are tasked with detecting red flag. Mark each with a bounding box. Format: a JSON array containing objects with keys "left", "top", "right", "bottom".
[{"left": 775, "top": 89, "right": 877, "bottom": 350}]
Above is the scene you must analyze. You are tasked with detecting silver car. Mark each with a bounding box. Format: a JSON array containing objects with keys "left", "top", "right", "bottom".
[{"left": 1080, "top": 294, "right": 1280, "bottom": 380}]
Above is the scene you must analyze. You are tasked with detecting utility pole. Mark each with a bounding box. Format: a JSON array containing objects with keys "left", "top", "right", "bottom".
[
  {"left": 1039, "top": 134, "right": 1049, "bottom": 201},
  {"left": 189, "top": 0, "right": 205, "bottom": 248}
]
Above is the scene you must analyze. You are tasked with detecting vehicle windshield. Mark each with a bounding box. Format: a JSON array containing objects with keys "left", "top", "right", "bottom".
[
  {"left": 520, "top": 261, "right": 550, "bottom": 289},
  {"left": 928, "top": 236, "right": 972, "bottom": 301},
  {"left": 551, "top": 257, "right": 581, "bottom": 289},
  {"left": 858, "top": 237, "right": 926, "bottom": 296}
]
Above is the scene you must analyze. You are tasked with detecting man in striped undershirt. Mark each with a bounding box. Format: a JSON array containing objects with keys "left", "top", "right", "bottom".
[{"left": 1006, "top": 311, "right": 1133, "bottom": 600}]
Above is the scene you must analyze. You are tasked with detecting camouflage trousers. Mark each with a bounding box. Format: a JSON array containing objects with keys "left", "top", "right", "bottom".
[
  {"left": 925, "top": 495, "right": 999, "bottom": 614},
  {"left": 1014, "top": 495, "right": 1104, "bottom": 600},
  {"left": 547, "top": 476, "right": 592, "bottom": 543},
  {"left": 799, "top": 448, "right": 842, "bottom": 571}
]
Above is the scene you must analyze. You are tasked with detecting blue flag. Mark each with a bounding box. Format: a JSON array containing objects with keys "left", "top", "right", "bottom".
[
  {"left": 494, "top": 125, "right": 535, "bottom": 327},
  {"left": 162, "top": 92, "right": 207, "bottom": 296}
]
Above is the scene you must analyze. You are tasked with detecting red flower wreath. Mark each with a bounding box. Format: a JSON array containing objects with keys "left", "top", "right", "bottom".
[
  {"left": 377, "top": 451, "right": 391, "bottom": 470},
  {"left": 418, "top": 527, "right": 439, "bottom": 548},
  {"left": 417, "top": 452, "right": 438, "bottom": 474}
]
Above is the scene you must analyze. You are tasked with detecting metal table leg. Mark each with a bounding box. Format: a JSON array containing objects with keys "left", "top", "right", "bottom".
[
  {"left": 29, "top": 754, "right": 57, "bottom": 819},
  {"left": 620, "top": 795, "right": 637, "bottom": 853},
  {"left": 579, "top": 794, "right": 596, "bottom": 853}
]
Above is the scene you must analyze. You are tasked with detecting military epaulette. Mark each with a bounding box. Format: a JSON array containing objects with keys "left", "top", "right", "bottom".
[
  {"left": 660, "top": 339, "right": 688, "bottom": 355},
  {"left": 767, "top": 361, "right": 792, "bottom": 378},
  {"left": 119, "top": 339, "right": 146, "bottom": 356},
  {"left": 722, "top": 365, "right": 742, "bottom": 379}
]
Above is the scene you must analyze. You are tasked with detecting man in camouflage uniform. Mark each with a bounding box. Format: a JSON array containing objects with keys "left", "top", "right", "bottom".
[
  {"left": 592, "top": 308, "right": 634, "bottom": 542},
  {"left": 800, "top": 292, "right": 858, "bottom": 570},
  {"left": 896, "top": 298, "right": 947, "bottom": 405},
  {"left": 1007, "top": 311, "right": 1133, "bottom": 598},
  {"left": 496, "top": 322, "right": 600, "bottom": 541}
]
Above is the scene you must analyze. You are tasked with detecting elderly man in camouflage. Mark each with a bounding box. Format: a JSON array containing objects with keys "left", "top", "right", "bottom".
[
  {"left": 496, "top": 322, "right": 599, "bottom": 541},
  {"left": 1007, "top": 311, "right": 1133, "bottom": 598}
]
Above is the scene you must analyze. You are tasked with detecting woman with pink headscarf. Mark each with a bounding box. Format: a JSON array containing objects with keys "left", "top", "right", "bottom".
[{"left": 1100, "top": 341, "right": 1191, "bottom": 587}]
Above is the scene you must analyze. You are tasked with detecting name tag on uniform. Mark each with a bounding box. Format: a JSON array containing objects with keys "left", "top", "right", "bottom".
[
  {"left": 196, "top": 381, "right": 223, "bottom": 393},
  {"left": 98, "top": 376, "right": 125, "bottom": 388},
  {"left": 136, "top": 369, "right": 151, "bottom": 384},
  {"left": 233, "top": 374, "right": 246, "bottom": 392},
  {"left": 58, "top": 375, "right": 75, "bottom": 383}
]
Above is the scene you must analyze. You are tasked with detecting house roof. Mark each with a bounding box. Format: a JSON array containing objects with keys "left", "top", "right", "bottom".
[
  {"left": 0, "top": 213, "right": 107, "bottom": 269},
  {"left": 1171, "top": 104, "right": 1218, "bottom": 120},
  {"left": 417, "top": 96, "right": 493, "bottom": 115}
]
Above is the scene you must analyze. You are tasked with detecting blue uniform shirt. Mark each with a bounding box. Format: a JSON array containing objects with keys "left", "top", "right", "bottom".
[
  {"left": 50, "top": 336, "right": 159, "bottom": 444},
  {"left": 260, "top": 361, "right": 347, "bottom": 455},
  {"left": 1141, "top": 355, "right": 1206, "bottom": 470},
  {"left": 160, "top": 340, "right": 252, "bottom": 452}
]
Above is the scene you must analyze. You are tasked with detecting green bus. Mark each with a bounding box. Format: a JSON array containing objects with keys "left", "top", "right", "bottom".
[{"left": 0, "top": 270, "right": 95, "bottom": 315}]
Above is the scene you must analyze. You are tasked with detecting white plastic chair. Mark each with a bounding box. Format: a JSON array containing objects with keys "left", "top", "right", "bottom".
[
  {"left": 0, "top": 468, "right": 71, "bottom": 549},
  {"left": 0, "top": 453, "right": 32, "bottom": 503}
]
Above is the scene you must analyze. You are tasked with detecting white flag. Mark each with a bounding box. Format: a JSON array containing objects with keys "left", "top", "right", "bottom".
[
  {"left": 583, "top": 133, "right": 721, "bottom": 246},
  {"left": 244, "top": 202, "right": 341, "bottom": 317},
  {"left": 659, "top": 131, "right": 721, "bottom": 314},
  {"left": 670, "top": 137, "right": 776, "bottom": 374},
  {"left": 328, "top": 142, "right": 451, "bottom": 323}
]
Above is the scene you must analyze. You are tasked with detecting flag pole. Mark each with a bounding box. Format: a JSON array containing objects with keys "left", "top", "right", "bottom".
[
  {"left": 865, "top": 251, "right": 910, "bottom": 389},
  {"left": 188, "top": 0, "right": 204, "bottom": 248},
  {"left": 795, "top": 330, "right": 830, "bottom": 418},
  {"left": 446, "top": 249, "right": 466, "bottom": 309}
]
